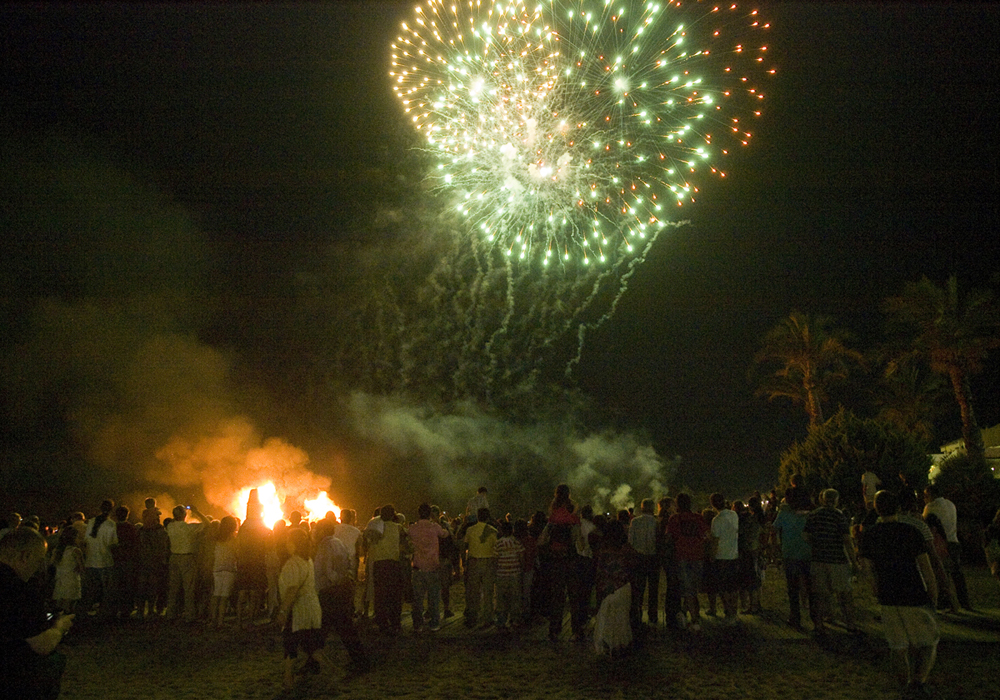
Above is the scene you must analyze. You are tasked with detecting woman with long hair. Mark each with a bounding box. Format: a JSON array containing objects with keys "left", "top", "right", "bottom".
[
  {"left": 51, "top": 526, "right": 85, "bottom": 613},
  {"left": 82, "top": 499, "right": 117, "bottom": 617},
  {"left": 925, "top": 513, "right": 960, "bottom": 613}
]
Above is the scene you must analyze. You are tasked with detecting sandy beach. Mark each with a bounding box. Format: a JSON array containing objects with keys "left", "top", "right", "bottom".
[{"left": 56, "top": 564, "right": 1000, "bottom": 700}]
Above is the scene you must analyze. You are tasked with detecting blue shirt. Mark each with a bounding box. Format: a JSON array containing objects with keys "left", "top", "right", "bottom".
[{"left": 773, "top": 506, "right": 812, "bottom": 561}]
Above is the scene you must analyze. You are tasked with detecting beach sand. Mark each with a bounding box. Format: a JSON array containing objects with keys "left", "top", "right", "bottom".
[{"left": 59, "top": 565, "right": 999, "bottom": 700}]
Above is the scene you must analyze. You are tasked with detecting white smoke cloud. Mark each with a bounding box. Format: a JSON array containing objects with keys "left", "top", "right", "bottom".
[{"left": 345, "top": 391, "right": 678, "bottom": 515}]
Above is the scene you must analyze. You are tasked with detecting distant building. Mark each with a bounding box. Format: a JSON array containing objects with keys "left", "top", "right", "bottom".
[{"left": 928, "top": 424, "right": 1000, "bottom": 482}]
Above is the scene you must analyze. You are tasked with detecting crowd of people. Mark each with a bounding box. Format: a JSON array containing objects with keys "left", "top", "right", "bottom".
[{"left": 2, "top": 478, "right": 998, "bottom": 699}]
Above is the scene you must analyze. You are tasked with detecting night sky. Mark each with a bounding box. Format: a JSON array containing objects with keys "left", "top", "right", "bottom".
[{"left": 2, "top": 2, "right": 998, "bottom": 520}]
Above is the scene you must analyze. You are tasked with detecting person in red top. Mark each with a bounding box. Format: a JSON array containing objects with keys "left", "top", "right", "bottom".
[
  {"left": 666, "top": 492, "right": 709, "bottom": 631},
  {"left": 539, "top": 484, "right": 584, "bottom": 640}
]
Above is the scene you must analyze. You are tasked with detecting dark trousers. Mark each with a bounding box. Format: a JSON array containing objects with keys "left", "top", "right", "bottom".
[
  {"left": 111, "top": 561, "right": 137, "bottom": 618},
  {"left": 136, "top": 561, "right": 167, "bottom": 616},
  {"left": 439, "top": 559, "right": 453, "bottom": 611},
  {"left": 82, "top": 567, "right": 113, "bottom": 616},
  {"left": 372, "top": 559, "right": 402, "bottom": 632},
  {"left": 663, "top": 557, "right": 683, "bottom": 626},
  {"left": 576, "top": 555, "right": 596, "bottom": 621},
  {"left": 631, "top": 553, "right": 660, "bottom": 626},
  {"left": 548, "top": 553, "right": 586, "bottom": 637},
  {"left": 946, "top": 542, "right": 971, "bottom": 609},
  {"left": 318, "top": 581, "right": 368, "bottom": 666},
  {"left": 784, "top": 559, "right": 818, "bottom": 626}
]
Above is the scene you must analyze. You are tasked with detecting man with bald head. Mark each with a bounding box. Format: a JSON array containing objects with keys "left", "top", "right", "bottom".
[{"left": 1, "top": 527, "right": 75, "bottom": 699}]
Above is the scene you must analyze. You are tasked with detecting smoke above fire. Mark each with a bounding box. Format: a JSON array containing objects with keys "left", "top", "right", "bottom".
[
  {"left": 0, "top": 145, "right": 336, "bottom": 517},
  {"left": 155, "top": 417, "right": 331, "bottom": 519},
  {"left": 1, "top": 131, "right": 678, "bottom": 521},
  {"left": 3, "top": 293, "right": 335, "bottom": 517}
]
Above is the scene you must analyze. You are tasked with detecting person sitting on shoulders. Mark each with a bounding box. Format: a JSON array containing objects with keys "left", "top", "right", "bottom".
[{"left": 466, "top": 487, "right": 489, "bottom": 524}]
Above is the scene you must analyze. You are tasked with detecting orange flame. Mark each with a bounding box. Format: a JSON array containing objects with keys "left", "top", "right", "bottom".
[
  {"left": 233, "top": 482, "right": 341, "bottom": 529},
  {"left": 233, "top": 483, "right": 285, "bottom": 529},
  {"left": 304, "top": 491, "right": 341, "bottom": 522}
]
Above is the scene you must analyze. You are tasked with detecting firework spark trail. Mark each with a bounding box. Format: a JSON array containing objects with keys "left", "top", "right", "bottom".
[
  {"left": 564, "top": 219, "right": 685, "bottom": 376},
  {"left": 372, "top": 1, "right": 773, "bottom": 405},
  {"left": 483, "top": 253, "right": 517, "bottom": 399}
]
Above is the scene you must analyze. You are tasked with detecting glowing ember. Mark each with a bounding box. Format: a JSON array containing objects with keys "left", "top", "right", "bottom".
[{"left": 304, "top": 491, "right": 341, "bottom": 522}]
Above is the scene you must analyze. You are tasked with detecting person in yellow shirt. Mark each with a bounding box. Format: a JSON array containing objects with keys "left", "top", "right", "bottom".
[
  {"left": 462, "top": 508, "right": 497, "bottom": 628},
  {"left": 367, "top": 505, "right": 404, "bottom": 634}
]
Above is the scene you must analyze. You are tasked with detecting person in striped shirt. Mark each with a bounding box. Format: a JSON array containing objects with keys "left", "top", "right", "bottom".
[
  {"left": 803, "top": 488, "right": 860, "bottom": 636},
  {"left": 493, "top": 521, "right": 525, "bottom": 629}
]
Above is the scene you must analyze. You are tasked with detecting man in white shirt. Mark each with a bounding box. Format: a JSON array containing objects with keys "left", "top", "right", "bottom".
[
  {"left": 334, "top": 509, "right": 362, "bottom": 581},
  {"left": 165, "top": 504, "right": 209, "bottom": 621},
  {"left": 83, "top": 500, "right": 118, "bottom": 618},
  {"left": 923, "top": 484, "right": 971, "bottom": 609},
  {"left": 861, "top": 470, "right": 882, "bottom": 509},
  {"left": 710, "top": 493, "right": 740, "bottom": 624},
  {"left": 628, "top": 499, "right": 659, "bottom": 629}
]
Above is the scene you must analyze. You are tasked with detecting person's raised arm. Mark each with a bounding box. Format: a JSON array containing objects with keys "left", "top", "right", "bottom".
[{"left": 189, "top": 505, "right": 210, "bottom": 523}]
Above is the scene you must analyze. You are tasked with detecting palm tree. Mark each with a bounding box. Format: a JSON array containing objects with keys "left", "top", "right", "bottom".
[
  {"left": 752, "top": 311, "right": 864, "bottom": 426},
  {"left": 874, "top": 357, "right": 949, "bottom": 447},
  {"left": 882, "top": 275, "right": 1000, "bottom": 464}
]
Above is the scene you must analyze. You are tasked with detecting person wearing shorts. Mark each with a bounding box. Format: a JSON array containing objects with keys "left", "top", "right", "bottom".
[
  {"left": 860, "top": 490, "right": 939, "bottom": 699},
  {"left": 210, "top": 516, "right": 238, "bottom": 628}
]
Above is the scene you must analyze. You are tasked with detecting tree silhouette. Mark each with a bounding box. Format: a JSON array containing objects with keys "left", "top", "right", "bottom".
[
  {"left": 778, "top": 408, "right": 932, "bottom": 510},
  {"left": 751, "top": 312, "right": 863, "bottom": 427},
  {"left": 882, "top": 275, "right": 1000, "bottom": 464},
  {"left": 874, "top": 357, "right": 949, "bottom": 448}
]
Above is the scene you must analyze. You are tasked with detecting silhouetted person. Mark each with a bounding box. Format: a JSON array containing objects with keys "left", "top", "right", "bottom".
[
  {"left": 922, "top": 484, "right": 971, "bottom": 610},
  {"left": 860, "top": 490, "right": 939, "bottom": 697},
  {"left": 1, "top": 528, "right": 75, "bottom": 699}
]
